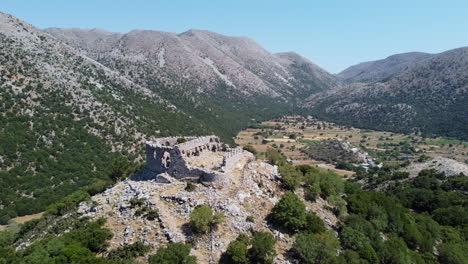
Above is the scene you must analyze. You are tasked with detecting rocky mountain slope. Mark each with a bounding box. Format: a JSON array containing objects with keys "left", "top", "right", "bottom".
[
  {"left": 46, "top": 28, "right": 337, "bottom": 99},
  {"left": 306, "top": 47, "right": 468, "bottom": 139},
  {"left": 338, "top": 52, "right": 432, "bottom": 82},
  {"left": 46, "top": 27, "right": 337, "bottom": 132},
  {"left": 0, "top": 11, "right": 217, "bottom": 223}
]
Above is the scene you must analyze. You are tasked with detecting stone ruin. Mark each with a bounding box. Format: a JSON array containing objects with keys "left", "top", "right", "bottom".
[{"left": 132, "top": 135, "right": 254, "bottom": 187}]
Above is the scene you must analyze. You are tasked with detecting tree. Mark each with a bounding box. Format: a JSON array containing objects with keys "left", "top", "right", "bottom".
[
  {"left": 249, "top": 231, "right": 276, "bottom": 264},
  {"left": 224, "top": 239, "right": 249, "bottom": 264},
  {"left": 279, "top": 165, "right": 302, "bottom": 190},
  {"left": 148, "top": 242, "right": 197, "bottom": 264},
  {"left": 106, "top": 241, "right": 150, "bottom": 261},
  {"left": 242, "top": 145, "right": 257, "bottom": 155},
  {"left": 293, "top": 232, "right": 339, "bottom": 264},
  {"left": 328, "top": 195, "right": 347, "bottom": 217},
  {"left": 265, "top": 148, "right": 286, "bottom": 166},
  {"left": 305, "top": 183, "right": 321, "bottom": 202},
  {"left": 271, "top": 191, "right": 307, "bottom": 232},
  {"left": 432, "top": 206, "right": 467, "bottom": 227},
  {"left": 110, "top": 155, "right": 131, "bottom": 182},
  {"left": 305, "top": 212, "right": 326, "bottom": 234},
  {"left": 189, "top": 205, "right": 224, "bottom": 234},
  {"left": 438, "top": 242, "right": 468, "bottom": 264}
]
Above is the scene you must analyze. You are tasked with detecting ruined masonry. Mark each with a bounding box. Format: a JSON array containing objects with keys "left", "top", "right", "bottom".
[{"left": 132, "top": 136, "right": 254, "bottom": 187}]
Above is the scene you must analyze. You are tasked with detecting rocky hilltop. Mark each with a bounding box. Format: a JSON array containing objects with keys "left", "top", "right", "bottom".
[{"left": 69, "top": 136, "right": 337, "bottom": 263}]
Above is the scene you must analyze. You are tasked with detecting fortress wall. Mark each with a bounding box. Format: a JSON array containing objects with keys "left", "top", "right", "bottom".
[
  {"left": 152, "top": 136, "right": 198, "bottom": 147},
  {"left": 141, "top": 136, "right": 237, "bottom": 186},
  {"left": 223, "top": 147, "right": 252, "bottom": 171},
  {"left": 177, "top": 136, "right": 221, "bottom": 156}
]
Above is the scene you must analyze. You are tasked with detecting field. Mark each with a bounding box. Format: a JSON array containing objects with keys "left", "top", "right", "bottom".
[
  {"left": 235, "top": 115, "right": 468, "bottom": 173},
  {"left": 0, "top": 212, "right": 44, "bottom": 231}
]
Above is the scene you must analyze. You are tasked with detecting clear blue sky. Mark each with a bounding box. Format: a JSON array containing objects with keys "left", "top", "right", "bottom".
[{"left": 2, "top": 0, "right": 467, "bottom": 73}]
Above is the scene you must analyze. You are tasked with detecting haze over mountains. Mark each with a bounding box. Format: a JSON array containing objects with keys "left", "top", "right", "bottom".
[{"left": 0, "top": 10, "right": 467, "bottom": 222}]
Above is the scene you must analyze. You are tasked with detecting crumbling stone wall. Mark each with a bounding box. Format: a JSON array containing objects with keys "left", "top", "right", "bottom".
[{"left": 223, "top": 147, "right": 254, "bottom": 171}]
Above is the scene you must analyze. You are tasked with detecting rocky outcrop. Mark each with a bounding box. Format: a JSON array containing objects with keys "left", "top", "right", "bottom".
[
  {"left": 403, "top": 156, "right": 468, "bottom": 177},
  {"left": 77, "top": 151, "right": 284, "bottom": 263}
]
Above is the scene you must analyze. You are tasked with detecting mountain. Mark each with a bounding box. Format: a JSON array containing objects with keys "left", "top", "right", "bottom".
[
  {"left": 45, "top": 28, "right": 336, "bottom": 99},
  {"left": 338, "top": 52, "right": 433, "bottom": 82},
  {"left": 45, "top": 27, "right": 337, "bottom": 132},
  {"left": 0, "top": 12, "right": 224, "bottom": 223},
  {"left": 306, "top": 47, "right": 468, "bottom": 139},
  {"left": 0, "top": 12, "right": 335, "bottom": 223}
]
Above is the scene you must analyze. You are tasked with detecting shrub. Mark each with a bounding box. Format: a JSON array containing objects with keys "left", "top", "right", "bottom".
[
  {"left": 304, "top": 183, "right": 321, "bottom": 202},
  {"left": 279, "top": 165, "right": 302, "bottom": 190},
  {"left": 106, "top": 241, "right": 150, "bottom": 260},
  {"left": 249, "top": 231, "right": 276, "bottom": 264},
  {"left": 189, "top": 205, "right": 224, "bottom": 234},
  {"left": 146, "top": 209, "right": 159, "bottom": 221},
  {"left": 225, "top": 240, "right": 249, "bottom": 264},
  {"left": 177, "top": 137, "right": 187, "bottom": 144},
  {"left": 185, "top": 182, "right": 196, "bottom": 192},
  {"left": 438, "top": 242, "right": 468, "bottom": 264},
  {"left": 271, "top": 191, "right": 307, "bottom": 232},
  {"left": 110, "top": 155, "right": 132, "bottom": 182},
  {"left": 148, "top": 242, "right": 197, "bottom": 264},
  {"left": 293, "top": 232, "right": 339, "bottom": 264},
  {"left": 129, "top": 198, "right": 145, "bottom": 208},
  {"left": 305, "top": 212, "right": 326, "bottom": 234},
  {"left": 242, "top": 145, "right": 257, "bottom": 154},
  {"left": 265, "top": 148, "right": 286, "bottom": 166}
]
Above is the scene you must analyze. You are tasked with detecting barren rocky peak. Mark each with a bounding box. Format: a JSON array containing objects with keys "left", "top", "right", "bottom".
[
  {"left": 275, "top": 51, "right": 338, "bottom": 84},
  {"left": 45, "top": 26, "right": 335, "bottom": 97}
]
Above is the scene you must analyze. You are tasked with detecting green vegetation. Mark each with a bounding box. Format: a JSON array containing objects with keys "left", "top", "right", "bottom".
[
  {"left": 106, "top": 241, "right": 151, "bottom": 262},
  {"left": 242, "top": 145, "right": 257, "bottom": 154},
  {"left": 0, "top": 218, "right": 114, "bottom": 264},
  {"left": 222, "top": 232, "right": 276, "bottom": 264},
  {"left": 271, "top": 191, "right": 307, "bottom": 232},
  {"left": 293, "top": 231, "right": 340, "bottom": 264},
  {"left": 185, "top": 182, "right": 197, "bottom": 192},
  {"left": 265, "top": 148, "right": 286, "bottom": 166},
  {"left": 148, "top": 242, "right": 197, "bottom": 264},
  {"left": 222, "top": 234, "right": 250, "bottom": 264},
  {"left": 189, "top": 205, "right": 224, "bottom": 234},
  {"left": 177, "top": 137, "right": 187, "bottom": 144},
  {"left": 267, "top": 144, "right": 467, "bottom": 264},
  {"left": 249, "top": 232, "right": 276, "bottom": 264},
  {"left": 301, "top": 139, "right": 361, "bottom": 163},
  {"left": 425, "top": 138, "right": 468, "bottom": 146}
]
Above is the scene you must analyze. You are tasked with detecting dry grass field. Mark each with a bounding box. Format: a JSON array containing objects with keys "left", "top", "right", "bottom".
[{"left": 0, "top": 212, "right": 44, "bottom": 231}]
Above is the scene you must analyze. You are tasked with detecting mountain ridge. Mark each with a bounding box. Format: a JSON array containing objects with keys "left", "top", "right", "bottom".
[{"left": 307, "top": 46, "right": 468, "bottom": 139}]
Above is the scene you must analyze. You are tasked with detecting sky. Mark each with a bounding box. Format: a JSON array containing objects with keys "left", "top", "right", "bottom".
[{"left": 2, "top": 0, "right": 468, "bottom": 73}]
